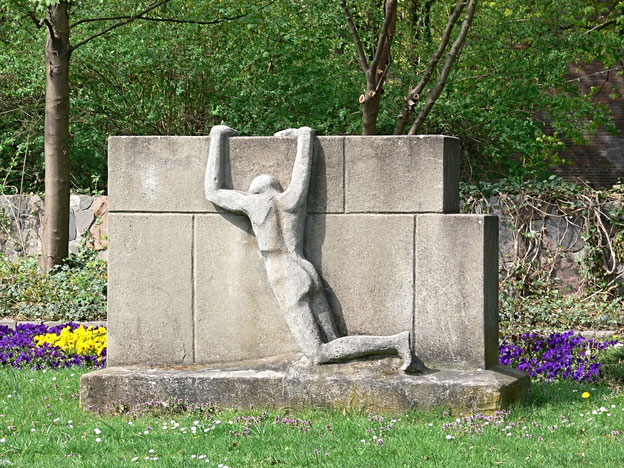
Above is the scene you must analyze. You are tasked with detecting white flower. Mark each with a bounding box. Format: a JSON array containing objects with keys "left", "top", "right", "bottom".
[
  {"left": 131, "top": 457, "right": 138, "bottom": 462},
  {"left": 30, "top": 428, "right": 36, "bottom": 433},
  {"left": 0, "top": 438, "right": 5, "bottom": 443},
  {"left": 94, "top": 428, "right": 101, "bottom": 435},
  {"left": 95, "top": 438, "right": 102, "bottom": 443},
  {"left": 445, "top": 434, "right": 455, "bottom": 440},
  {"left": 148, "top": 449, "right": 154, "bottom": 454}
]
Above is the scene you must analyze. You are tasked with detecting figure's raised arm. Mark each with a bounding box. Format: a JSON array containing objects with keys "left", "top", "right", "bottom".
[
  {"left": 205, "top": 125, "right": 250, "bottom": 213},
  {"left": 277, "top": 127, "right": 315, "bottom": 210}
]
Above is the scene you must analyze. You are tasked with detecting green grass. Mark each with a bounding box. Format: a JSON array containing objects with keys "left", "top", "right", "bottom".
[{"left": 1, "top": 368, "right": 624, "bottom": 467}]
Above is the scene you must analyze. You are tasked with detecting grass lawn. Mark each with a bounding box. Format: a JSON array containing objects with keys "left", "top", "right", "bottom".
[{"left": 1, "top": 369, "right": 623, "bottom": 467}]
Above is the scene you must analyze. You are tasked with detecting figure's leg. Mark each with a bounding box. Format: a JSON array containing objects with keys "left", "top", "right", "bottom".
[
  {"left": 280, "top": 301, "right": 326, "bottom": 361},
  {"left": 314, "top": 332, "right": 425, "bottom": 374},
  {"left": 296, "top": 257, "right": 341, "bottom": 341},
  {"left": 310, "top": 291, "right": 341, "bottom": 341}
]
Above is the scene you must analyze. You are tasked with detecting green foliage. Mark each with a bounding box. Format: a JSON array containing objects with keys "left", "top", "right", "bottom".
[
  {"left": 2, "top": 0, "right": 623, "bottom": 192},
  {"left": 500, "top": 293, "right": 624, "bottom": 335},
  {"left": 599, "top": 344, "right": 624, "bottom": 384},
  {"left": 0, "top": 246, "right": 106, "bottom": 321}
]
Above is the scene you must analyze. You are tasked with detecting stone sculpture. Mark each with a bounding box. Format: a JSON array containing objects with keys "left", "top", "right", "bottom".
[{"left": 205, "top": 125, "right": 423, "bottom": 373}]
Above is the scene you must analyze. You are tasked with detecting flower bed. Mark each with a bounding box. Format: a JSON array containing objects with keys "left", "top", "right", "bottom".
[
  {"left": 499, "top": 331, "right": 621, "bottom": 382},
  {"left": 2, "top": 324, "right": 622, "bottom": 382},
  {"left": 0, "top": 322, "right": 106, "bottom": 369}
]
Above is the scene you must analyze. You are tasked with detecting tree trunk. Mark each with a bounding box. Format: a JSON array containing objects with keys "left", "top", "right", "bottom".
[
  {"left": 41, "top": 2, "right": 71, "bottom": 272},
  {"left": 361, "top": 2, "right": 397, "bottom": 135},
  {"left": 362, "top": 81, "right": 382, "bottom": 135}
]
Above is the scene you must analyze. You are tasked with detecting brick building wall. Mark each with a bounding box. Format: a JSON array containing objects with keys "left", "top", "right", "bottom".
[{"left": 552, "top": 62, "right": 624, "bottom": 187}]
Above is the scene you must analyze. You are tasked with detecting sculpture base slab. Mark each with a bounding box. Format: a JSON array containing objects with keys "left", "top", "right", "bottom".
[{"left": 80, "top": 357, "right": 528, "bottom": 414}]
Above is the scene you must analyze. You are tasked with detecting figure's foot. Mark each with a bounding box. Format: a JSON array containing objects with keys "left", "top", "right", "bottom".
[{"left": 397, "top": 331, "right": 425, "bottom": 374}]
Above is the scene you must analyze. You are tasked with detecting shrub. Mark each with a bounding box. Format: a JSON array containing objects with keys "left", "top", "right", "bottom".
[
  {"left": 0, "top": 246, "right": 106, "bottom": 321},
  {"left": 598, "top": 344, "right": 624, "bottom": 384}
]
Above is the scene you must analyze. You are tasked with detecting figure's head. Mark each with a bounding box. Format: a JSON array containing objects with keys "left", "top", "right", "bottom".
[{"left": 248, "top": 174, "right": 283, "bottom": 195}]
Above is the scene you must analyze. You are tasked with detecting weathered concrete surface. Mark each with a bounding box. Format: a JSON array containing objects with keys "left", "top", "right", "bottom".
[
  {"left": 344, "top": 136, "right": 459, "bottom": 213},
  {"left": 80, "top": 359, "right": 528, "bottom": 413},
  {"left": 192, "top": 213, "right": 414, "bottom": 364},
  {"left": 194, "top": 214, "right": 300, "bottom": 364},
  {"left": 108, "top": 136, "right": 344, "bottom": 214},
  {"left": 107, "top": 213, "right": 193, "bottom": 366},
  {"left": 304, "top": 214, "right": 413, "bottom": 337},
  {"left": 414, "top": 214, "right": 499, "bottom": 370}
]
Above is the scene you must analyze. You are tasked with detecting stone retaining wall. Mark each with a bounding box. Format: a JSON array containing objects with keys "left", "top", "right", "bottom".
[{"left": 0, "top": 194, "right": 108, "bottom": 260}]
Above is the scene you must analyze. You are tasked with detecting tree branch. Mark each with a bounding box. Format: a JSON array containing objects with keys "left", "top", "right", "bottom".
[
  {"left": 408, "top": 0, "right": 478, "bottom": 135},
  {"left": 25, "top": 2, "right": 56, "bottom": 39},
  {"left": 583, "top": 17, "right": 617, "bottom": 35},
  {"left": 73, "top": 14, "right": 247, "bottom": 27},
  {"left": 70, "top": 0, "right": 173, "bottom": 51},
  {"left": 339, "top": 0, "right": 369, "bottom": 73},
  {"left": 394, "top": 0, "right": 467, "bottom": 134},
  {"left": 71, "top": 0, "right": 277, "bottom": 28},
  {"left": 369, "top": 0, "right": 397, "bottom": 76}
]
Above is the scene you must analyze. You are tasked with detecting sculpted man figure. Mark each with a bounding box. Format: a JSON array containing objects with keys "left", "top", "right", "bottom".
[{"left": 205, "top": 125, "right": 423, "bottom": 373}]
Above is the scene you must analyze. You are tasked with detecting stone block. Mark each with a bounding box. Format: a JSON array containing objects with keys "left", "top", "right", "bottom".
[
  {"left": 70, "top": 194, "right": 81, "bottom": 210},
  {"left": 194, "top": 214, "right": 299, "bottom": 364},
  {"left": 68, "top": 209, "right": 76, "bottom": 242},
  {"left": 413, "top": 214, "right": 499, "bottom": 370},
  {"left": 304, "top": 214, "right": 413, "bottom": 337},
  {"left": 107, "top": 213, "right": 193, "bottom": 366},
  {"left": 108, "top": 136, "right": 344, "bottom": 214},
  {"left": 75, "top": 209, "right": 95, "bottom": 235},
  {"left": 79, "top": 195, "right": 94, "bottom": 211},
  {"left": 80, "top": 360, "right": 529, "bottom": 413},
  {"left": 90, "top": 197, "right": 108, "bottom": 251},
  {"left": 92, "top": 196, "right": 108, "bottom": 217},
  {"left": 344, "top": 136, "right": 459, "bottom": 213}
]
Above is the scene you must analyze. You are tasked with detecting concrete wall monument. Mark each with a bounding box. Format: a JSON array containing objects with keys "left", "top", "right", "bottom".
[
  {"left": 81, "top": 129, "right": 528, "bottom": 413},
  {"left": 205, "top": 125, "right": 422, "bottom": 372}
]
